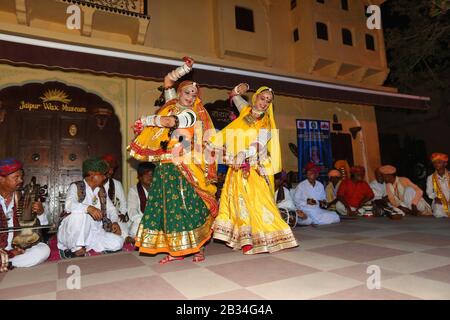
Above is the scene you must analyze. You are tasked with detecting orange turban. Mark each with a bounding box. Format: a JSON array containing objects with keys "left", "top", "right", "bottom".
[
  {"left": 328, "top": 169, "right": 341, "bottom": 178},
  {"left": 335, "top": 159, "right": 350, "bottom": 179},
  {"left": 430, "top": 153, "right": 448, "bottom": 163},
  {"left": 379, "top": 165, "right": 397, "bottom": 175}
]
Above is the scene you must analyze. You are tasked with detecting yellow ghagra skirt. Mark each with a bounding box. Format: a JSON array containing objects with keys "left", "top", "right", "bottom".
[{"left": 213, "top": 167, "right": 298, "bottom": 254}]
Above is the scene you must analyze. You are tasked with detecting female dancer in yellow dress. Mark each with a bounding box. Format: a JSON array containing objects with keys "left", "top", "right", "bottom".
[
  {"left": 208, "top": 83, "right": 298, "bottom": 254},
  {"left": 128, "top": 57, "right": 218, "bottom": 263}
]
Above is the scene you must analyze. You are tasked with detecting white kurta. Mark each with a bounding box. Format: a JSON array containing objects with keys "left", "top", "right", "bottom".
[
  {"left": 370, "top": 180, "right": 386, "bottom": 200},
  {"left": 274, "top": 187, "right": 296, "bottom": 212},
  {"left": 57, "top": 180, "right": 124, "bottom": 253},
  {"left": 426, "top": 172, "right": 450, "bottom": 218},
  {"left": 387, "top": 177, "right": 431, "bottom": 215},
  {"left": 127, "top": 184, "right": 148, "bottom": 237},
  {"left": 104, "top": 178, "right": 129, "bottom": 238},
  {"left": 0, "top": 195, "right": 50, "bottom": 268},
  {"left": 368, "top": 180, "right": 405, "bottom": 216},
  {"left": 293, "top": 180, "right": 340, "bottom": 226}
]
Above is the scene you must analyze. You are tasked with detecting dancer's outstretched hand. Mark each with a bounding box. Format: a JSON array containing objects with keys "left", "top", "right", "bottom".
[
  {"left": 231, "top": 83, "right": 249, "bottom": 96},
  {"left": 183, "top": 56, "right": 194, "bottom": 68},
  {"left": 160, "top": 116, "right": 176, "bottom": 128},
  {"left": 132, "top": 119, "right": 144, "bottom": 135}
]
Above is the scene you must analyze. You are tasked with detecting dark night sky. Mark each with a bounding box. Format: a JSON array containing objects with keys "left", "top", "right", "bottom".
[{"left": 381, "top": 2, "right": 410, "bottom": 29}]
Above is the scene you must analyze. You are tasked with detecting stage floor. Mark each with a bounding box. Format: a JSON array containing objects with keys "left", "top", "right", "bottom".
[{"left": 2, "top": 216, "right": 450, "bottom": 300}]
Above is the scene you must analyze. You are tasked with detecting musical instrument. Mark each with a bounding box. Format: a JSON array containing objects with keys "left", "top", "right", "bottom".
[
  {"left": 12, "top": 177, "right": 49, "bottom": 250},
  {"left": 279, "top": 208, "right": 298, "bottom": 228},
  {"left": 384, "top": 207, "right": 403, "bottom": 220},
  {"left": 0, "top": 224, "right": 55, "bottom": 234}
]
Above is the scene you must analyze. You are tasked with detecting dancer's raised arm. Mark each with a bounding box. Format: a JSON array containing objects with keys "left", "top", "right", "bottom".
[
  {"left": 229, "top": 83, "right": 250, "bottom": 113},
  {"left": 164, "top": 57, "right": 194, "bottom": 102},
  {"left": 132, "top": 57, "right": 196, "bottom": 134}
]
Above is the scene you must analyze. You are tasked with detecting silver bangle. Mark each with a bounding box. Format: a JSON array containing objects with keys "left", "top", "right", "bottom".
[
  {"left": 167, "top": 63, "right": 192, "bottom": 82},
  {"left": 149, "top": 116, "right": 156, "bottom": 126},
  {"left": 164, "top": 88, "right": 177, "bottom": 102},
  {"left": 155, "top": 116, "right": 162, "bottom": 127}
]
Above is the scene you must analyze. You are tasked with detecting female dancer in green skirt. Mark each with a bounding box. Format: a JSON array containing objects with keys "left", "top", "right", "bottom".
[{"left": 128, "top": 57, "right": 217, "bottom": 263}]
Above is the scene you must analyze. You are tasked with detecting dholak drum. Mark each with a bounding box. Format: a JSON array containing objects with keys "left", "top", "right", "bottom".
[{"left": 279, "top": 208, "right": 298, "bottom": 228}]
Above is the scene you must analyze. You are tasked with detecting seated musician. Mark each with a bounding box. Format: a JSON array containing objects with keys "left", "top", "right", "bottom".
[
  {"left": 126, "top": 162, "right": 155, "bottom": 243},
  {"left": 336, "top": 166, "right": 375, "bottom": 216},
  {"left": 293, "top": 162, "right": 340, "bottom": 226},
  {"left": 274, "top": 171, "right": 306, "bottom": 221},
  {"left": 380, "top": 165, "right": 432, "bottom": 216},
  {"left": 0, "top": 158, "right": 50, "bottom": 272},
  {"left": 325, "top": 169, "right": 342, "bottom": 211},
  {"left": 370, "top": 167, "right": 391, "bottom": 216},
  {"left": 101, "top": 154, "right": 129, "bottom": 242},
  {"left": 57, "top": 157, "right": 124, "bottom": 258}
]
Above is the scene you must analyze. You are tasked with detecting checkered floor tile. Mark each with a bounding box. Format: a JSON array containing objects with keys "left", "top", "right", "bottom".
[{"left": 2, "top": 216, "right": 450, "bottom": 300}]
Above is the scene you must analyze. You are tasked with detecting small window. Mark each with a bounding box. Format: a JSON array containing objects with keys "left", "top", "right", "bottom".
[
  {"left": 342, "top": 28, "right": 353, "bottom": 46},
  {"left": 316, "top": 0, "right": 325, "bottom": 3},
  {"left": 365, "top": 34, "right": 375, "bottom": 50},
  {"left": 341, "top": 0, "right": 348, "bottom": 10},
  {"left": 293, "top": 28, "right": 299, "bottom": 42},
  {"left": 316, "top": 22, "right": 328, "bottom": 40},
  {"left": 235, "top": 6, "right": 255, "bottom": 32},
  {"left": 290, "top": 0, "right": 297, "bottom": 10}
]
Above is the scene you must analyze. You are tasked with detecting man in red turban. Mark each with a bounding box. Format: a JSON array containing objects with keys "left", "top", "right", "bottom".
[
  {"left": 426, "top": 153, "right": 449, "bottom": 218},
  {"left": 292, "top": 162, "right": 340, "bottom": 226},
  {"left": 0, "top": 158, "right": 23, "bottom": 177},
  {"left": 336, "top": 166, "right": 374, "bottom": 216},
  {"left": 0, "top": 158, "right": 50, "bottom": 272}
]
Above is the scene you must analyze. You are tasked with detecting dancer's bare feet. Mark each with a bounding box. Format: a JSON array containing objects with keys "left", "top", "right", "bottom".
[
  {"left": 192, "top": 248, "right": 205, "bottom": 262},
  {"left": 192, "top": 252, "right": 205, "bottom": 262}
]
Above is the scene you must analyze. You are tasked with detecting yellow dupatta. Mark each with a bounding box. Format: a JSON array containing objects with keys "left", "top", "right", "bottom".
[
  {"left": 128, "top": 97, "right": 218, "bottom": 216},
  {"left": 208, "top": 86, "right": 282, "bottom": 191},
  {"left": 432, "top": 170, "right": 450, "bottom": 216}
]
